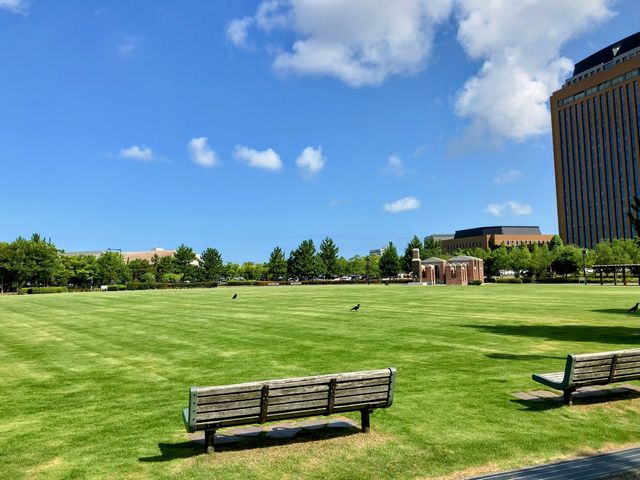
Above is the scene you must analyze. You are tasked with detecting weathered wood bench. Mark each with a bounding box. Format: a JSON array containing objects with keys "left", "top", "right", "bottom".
[
  {"left": 532, "top": 349, "right": 640, "bottom": 405},
  {"left": 183, "top": 367, "right": 397, "bottom": 452}
]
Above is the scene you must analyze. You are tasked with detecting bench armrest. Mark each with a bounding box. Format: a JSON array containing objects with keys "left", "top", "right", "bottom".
[{"left": 182, "top": 407, "right": 194, "bottom": 433}]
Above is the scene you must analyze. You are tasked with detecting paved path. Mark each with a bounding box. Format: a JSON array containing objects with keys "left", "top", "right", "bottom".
[{"left": 472, "top": 447, "right": 640, "bottom": 479}]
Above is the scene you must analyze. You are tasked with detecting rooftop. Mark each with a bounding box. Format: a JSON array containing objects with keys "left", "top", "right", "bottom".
[
  {"left": 572, "top": 31, "right": 640, "bottom": 76},
  {"left": 453, "top": 226, "right": 542, "bottom": 239}
]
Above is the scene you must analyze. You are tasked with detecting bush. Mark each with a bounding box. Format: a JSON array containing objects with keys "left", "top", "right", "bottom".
[
  {"left": 107, "top": 284, "right": 127, "bottom": 291},
  {"left": 21, "top": 286, "right": 68, "bottom": 294},
  {"left": 495, "top": 277, "right": 523, "bottom": 284},
  {"left": 470, "top": 280, "right": 482, "bottom": 286}
]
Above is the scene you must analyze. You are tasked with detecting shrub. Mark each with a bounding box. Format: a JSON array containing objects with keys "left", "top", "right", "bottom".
[
  {"left": 495, "top": 277, "right": 523, "bottom": 284},
  {"left": 107, "top": 284, "right": 127, "bottom": 291},
  {"left": 470, "top": 280, "right": 482, "bottom": 286},
  {"left": 21, "top": 286, "right": 68, "bottom": 294}
]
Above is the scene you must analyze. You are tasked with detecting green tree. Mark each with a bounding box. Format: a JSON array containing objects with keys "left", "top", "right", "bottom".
[
  {"left": 365, "top": 254, "right": 380, "bottom": 279},
  {"left": 96, "top": 251, "right": 128, "bottom": 285},
  {"left": 628, "top": 195, "right": 640, "bottom": 235},
  {"left": 173, "top": 244, "right": 197, "bottom": 281},
  {"left": 128, "top": 259, "right": 152, "bottom": 282},
  {"left": 348, "top": 256, "right": 366, "bottom": 276},
  {"left": 266, "top": 247, "right": 287, "bottom": 280},
  {"left": 379, "top": 242, "right": 400, "bottom": 278},
  {"left": 63, "top": 255, "right": 98, "bottom": 287},
  {"left": 529, "top": 244, "right": 552, "bottom": 280},
  {"left": 152, "top": 254, "right": 175, "bottom": 282},
  {"left": 549, "top": 235, "right": 563, "bottom": 251},
  {"left": 423, "top": 235, "right": 445, "bottom": 258},
  {"left": 485, "top": 244, "right": 510, "bottom": 277},
  {"left": 318, "top": 237, "right": 339, "bottom": 278},
  {"left": 335, "top": 257, "right": 349, "bottom": 277},
  {"left": 200, "top": 248, "right": 225, "bottom": 281},
  {"left": 551, "top": 245, "right": 581, "bottom": 277},
  {"left": 509, "top": 246, "right": 531, "bottom": 278},
  {"left": 403, "top": 235, "right": 423, "bottom": 272},
  {"left": 0, "top": 242, "right": 15, "bottom": 292},
  {"left": 225, "top": 262, "right": 240, "bottom": 279},
  {"left": 289, "top": 239, "right": 319, "bottom": 279}
]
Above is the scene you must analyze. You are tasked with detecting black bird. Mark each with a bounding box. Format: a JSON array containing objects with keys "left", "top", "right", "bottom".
[
  {"left": 232, "top": 293, "right": 238, "bottom": 300},
  {"left": 628, "top": 303, "right": 639, "bottom": 313},
  {"left": 350, "top": 304, "right": 360, "bottom": 311}
]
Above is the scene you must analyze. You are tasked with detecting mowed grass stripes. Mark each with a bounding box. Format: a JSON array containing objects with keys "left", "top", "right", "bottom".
[{"left": 2, "top": 284, "right": 640, "bottom": 479}]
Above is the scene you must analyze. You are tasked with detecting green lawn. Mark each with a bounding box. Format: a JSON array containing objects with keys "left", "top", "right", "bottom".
[{"left": 2, "top": 284, "right": 640, "bottom": 479}]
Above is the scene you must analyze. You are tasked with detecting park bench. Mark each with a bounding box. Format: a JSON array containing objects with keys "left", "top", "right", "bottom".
[
  {"left": 532, "top": 349, "right": 640, "bottom": 405},
  {"left": 183, "top": 367, "right": 396, "bottom": 452}
]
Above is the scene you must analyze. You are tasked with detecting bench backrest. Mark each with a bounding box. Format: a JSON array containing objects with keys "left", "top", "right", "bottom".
[
  {"left": 185, "top": 368, "right": 396, "bottom": 432},
  {"left": 568, "top": 349, "right": 640, "bottom": 387}
]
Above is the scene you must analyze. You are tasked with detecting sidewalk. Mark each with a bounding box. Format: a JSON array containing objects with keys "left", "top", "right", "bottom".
[{"left": 472, "top": 447, "right": 640, "bottom": 480}]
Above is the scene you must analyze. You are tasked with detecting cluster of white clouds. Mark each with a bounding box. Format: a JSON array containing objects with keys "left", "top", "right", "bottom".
[
  {"left": 120, "top": 140, "right": 325, "bottom": 177},
  {"left": 0, "top": 0, "right": 28, "bottom": 14},
  {"left": 228, "top": 0, "right": 614, "bottom": 141},
  {"left": 494, "top": 169, "right": 523, "bottom": 185},
  {"left": 484, "top": 201, "right": 532, "bottom": 217}
]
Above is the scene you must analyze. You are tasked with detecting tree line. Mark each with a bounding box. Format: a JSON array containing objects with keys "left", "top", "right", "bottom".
[{"left": 1, "top": 233, "right": 640, "bottom": 292}]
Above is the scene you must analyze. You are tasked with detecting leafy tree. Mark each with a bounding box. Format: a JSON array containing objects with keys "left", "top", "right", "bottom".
[
  {"left": 225, "top": 262, "right": 240, "bottom": 279},
  {"left": 142, "top": 272, "right": 156, "bottom": 284},
  {"left": 551, "top": 245, "right": 581, "bottom": 277},
  {"left": 509, "top": 246, "right": 531, "bottom": 278},
  {"left": 365, "top": 254, "right": 380, "bottom": 279},
  {"left": 402, "top": 235, "right": 423, "bottom": 272},
  {"left": 96, "top": 251, "right": 129, "bottom": 285},
  {"left": 318, "top": 237, "right": 339, "bottom": 278},
  {"left": 63, "top": 255, "right": 98, "bottom": 287},
  {"left": 485, "top": 244, "right": 510, "bottom": 277},
  {"left": 240, "top": 262, "right": 265, "bottom": 280},
  {"left": 266, "top": 247, "right": 287, "bottom": 280},
  {"left": 335, "top": 257, "right": 349, "bottom": 277},
  {"left": 128, "top": 259, "right": 152, "bottom": 282},
  {"left": 200, "top": 248, "right": 225, "bottom": 281},
  {"left": 0, "top": 242, "right": 15, "bottom": 292},
  {"left": 529, "top": 244, "right": 552, "bottom": 280},
  {"left": 348, "top": 256, "right": 366, "bottom": 276},
  {"left": 152, "top": 254, "right": 175, "bottom": 282},
  {"left": 289, "top": 239, "right": 319, "bottom": 279},
  {"left": 162, "top": 272, "right": 182, "bottom": 283},
  {"left": 423, "top": 236, "right": 444, "bottom": 258},
  {"left": 379, "top": 242, "right": 400, "bottom": 278},
  {"left": 549, "top": 235, "right": 564, "bottom": 251},
  {"left": 173, "top": 244, "right": 197, "bottom": 281}
]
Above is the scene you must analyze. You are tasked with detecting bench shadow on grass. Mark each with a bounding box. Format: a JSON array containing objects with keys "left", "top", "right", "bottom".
[
  {"left": 486, "top": 353, "right": 564, "bottom": 361},
  {"left": 467, "top": 324, "right": 640, "bottom": 345},
  {"left": 139, "top": 424, "right": 361, "bottom": 462},
  {"left": 513, "top": 388, "right": 640, "bottom": 411},
  {"left": 591, "top": 308, "right": 638, "bottom": 315}
]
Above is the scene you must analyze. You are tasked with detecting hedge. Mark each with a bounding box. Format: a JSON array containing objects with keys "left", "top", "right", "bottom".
[{"left": 21, "top": 286, "right": 68, "bottom": 294}]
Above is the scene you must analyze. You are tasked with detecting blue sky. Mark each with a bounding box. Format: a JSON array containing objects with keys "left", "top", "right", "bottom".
[{"left": 1, "top": 0, "right": 639, "bottom": 262}]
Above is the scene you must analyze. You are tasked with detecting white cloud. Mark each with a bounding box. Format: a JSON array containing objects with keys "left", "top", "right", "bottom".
[
  {"left": 296, "top": 146, "right": 325, "bottom": 177},
  {"left": 413, "top": 145, "right": 427, "bottom": 157},
  {"left": 119, "top": 145, "right": 154, "bottom": 161},
  {"left": 384, "top": 196, "right": 421, "bottom": 213},
  {"left": 118, "top": 36, "right": 140, "bottom": 56},
  {"left": 494, "top": 169, "right": 523, "bottom": 185},
  {"left": 188, "top": 137, "right": 220, "bottom": 168},
  {"left": 0, "top": 0, "right": 28, "bottom": 13},
  {"left": 454, "top": 0, "right": 613, "bottom": 141},
  {"left": 231, "top": 0, "right": 453, "bottom": 87},
  {"left": 484, "top": 200, "right": 532, "bottom": 217},
  {"left": 386, "top": 153, "right": 405, "bottom": 176},
  {"left": 226, "top": 17, "right": 254, "bottom": 48},
  {"left": 234, "top": 145, "right": 283, "bottom": 171}
]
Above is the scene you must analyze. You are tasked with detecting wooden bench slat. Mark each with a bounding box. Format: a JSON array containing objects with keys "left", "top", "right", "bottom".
[
  {"left": 269, "top": 384, "right": 329, "bottom": 397},
  {"left": 335, "top": 394, "right": 389, "bottom": 406},
  {"left": 197, "top": 391, "right": 262, "bottom": 405},
  {"left": 335, "top": 385, "right": 390, "bottom": 398},
  {"left": 196, "top": 407, "right": 261, "bottom": 422},
  {"left": 268, "top": 391, "right": 329, "bottom": 405},
  {"left": 335, "top": 378, "right": 391, "bottom": 389},
  {"left": 196, "top": 399, "right": 261, "bottom": 413}
]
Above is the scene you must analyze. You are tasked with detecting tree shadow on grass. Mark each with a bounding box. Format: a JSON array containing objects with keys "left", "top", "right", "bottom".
[
  {"left": 139, "top": 424, "right": 361, "bottom": 462},
  {"left": 486, "top": 353, "right": 564, "bottom": 361},
  {"left": 592, "top": 308, "right": 639, "bottom": 315},
  {"left": 467, "top": 324, "right": 640, "bottom": 345}
]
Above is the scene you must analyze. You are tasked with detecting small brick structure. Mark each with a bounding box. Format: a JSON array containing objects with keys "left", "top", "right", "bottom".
[{"left": 411, "top": 249, "right": 483, "bottom": 285}]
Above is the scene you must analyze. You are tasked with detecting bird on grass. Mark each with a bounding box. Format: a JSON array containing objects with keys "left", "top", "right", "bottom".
[
  {"left": 350, "top": 304, "right": 360, "bottom": 311},
  {"left": 628, "top": 303, "right": 639, "bottom": 313},
  {"left": 232, "top": 293, "right": 238, "bottom": 300}
]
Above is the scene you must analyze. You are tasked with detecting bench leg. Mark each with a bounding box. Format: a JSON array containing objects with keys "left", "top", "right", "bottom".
[
  {"left": 361, "top": 409, "right": 371, "bottom": 433},
  {"left": 204, "top": 429, "right": 215, "bottom": 453},
  {"left": 563, "top": 388, "right": 575, "bottom": 406}
]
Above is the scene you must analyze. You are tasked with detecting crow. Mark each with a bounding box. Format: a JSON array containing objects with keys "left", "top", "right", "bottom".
[
  {"left": 350, "top": 304, "right": 360, "bottom": 311},
  {"left": 232, "top": 293, "right": 238, "bottom": 300},
  {"left": 628, "top": 302, "right": 639, "bottom": 313}
]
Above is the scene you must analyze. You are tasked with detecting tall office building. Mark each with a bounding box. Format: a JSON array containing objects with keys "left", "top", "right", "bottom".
[{"left": 551, "top": 32, "right": 640, "bottom": 248}]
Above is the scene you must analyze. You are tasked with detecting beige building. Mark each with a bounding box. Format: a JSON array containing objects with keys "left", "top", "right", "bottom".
[{"left": 441, "top": 226, "right": 554, "bottom": 253}]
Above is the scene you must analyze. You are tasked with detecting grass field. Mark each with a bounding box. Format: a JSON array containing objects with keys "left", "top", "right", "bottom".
[{"left": 3, "top": 284, "right": 640, "bottom": 479}]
